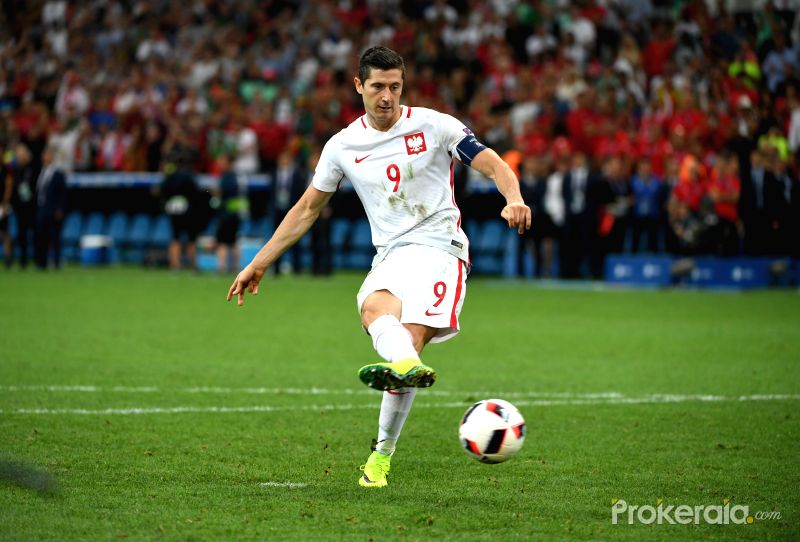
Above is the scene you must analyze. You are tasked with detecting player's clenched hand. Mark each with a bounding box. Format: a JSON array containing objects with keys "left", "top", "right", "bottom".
[
  {"left": 226, "top": 264, "right": 265, "bottom": 306},
  {"left": 501, "top": 202, "right": 532, "bottom": 234}
]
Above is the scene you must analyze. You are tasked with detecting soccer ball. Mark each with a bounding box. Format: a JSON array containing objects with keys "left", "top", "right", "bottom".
[{"left": 459, "top": 399, "right": 526, "bottom": 464}]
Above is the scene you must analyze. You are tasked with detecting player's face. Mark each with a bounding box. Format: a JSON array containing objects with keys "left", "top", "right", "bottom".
[{"left": 355, "top": 68, "right": 403, "bottom": 131}]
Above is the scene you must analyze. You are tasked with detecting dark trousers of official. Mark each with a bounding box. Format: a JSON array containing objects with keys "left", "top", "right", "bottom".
[
  {"left": 561, "top": 216, "right": 593, "bottom": 279},
  {"left": 311, "top": 217, "right": 332, "bottom": 276},
  {"left": 742, "top": 216, "right": 777, "bottom": 256},
  {"left": 713, "top": 218, "right": 740, "bottom": 257},
  {"left": 15, "top": 207, "right": 35, "bottom": 268},
  {"left": 35, "top": 215, "right": 63, "bottom": 269},
  {"left": 631, "top": 217, "right": 661, "bottom": 254}
]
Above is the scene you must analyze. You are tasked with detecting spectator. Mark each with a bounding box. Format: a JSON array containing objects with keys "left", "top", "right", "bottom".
[
  {"left": 161, "top": 161, "right": 200, "bottom": 271},
  {"left": 271, "top": 149, "right": 306, "bottom": 275},
  {"left": 562, "top": 151, "right": 601, "bottom": 278},
  {"left": 789, "top": 89, "right": 800, "bottom": 157},
  {"left": 673, "top": 153, "right": 708, "bottom": 214},
  {"left": 643, "top": 20, "right": 676, "bottom": 79},
  {"left": 561, "top": 31, "right": 589, "bottom": 70},
  {"left": 764, "top": 149, "right": 794, "bottom": 256},
  {"left": 187, "top": 45, "right": 220, "bottom": 90},
  {"left": 425, "top": 0, "right": 458, "bottom": 27},
  {"left": 740, "top": 148, "right": 772, "bottom": 255},
  {"left": 72, "top": 119, "right": 93, "bottom": 172},
  {"left": 525, "top": 22, "right": 558, "bottom": 62},
  {"left": 34, "top": 146, "right": 67, "bottom": 270},
  {"left": 565, "top": 89, "right": 598, "bottom": 157},
  {"left": 95, "top": 122, "right": 125, "bottom": 171},
  {"left": 728, "top": 40, "right": 762, "bottom": 91},
  {"left": 784, "top": 160, "right": 800, "bottom": 258},
  {"left": 136, "top": 28, "right": 172, "bottom": 63},
  {"left": 668, "top": 197, "right": 705, "bottom": 255},
  {"left": 54, "top": 72, "right": 89, "bottom": 122},
  {"left": 0, "top": 149, "right": 11, "bottom": 268},
  {"left": 175, "top": 87, "right": 209, "bottom": 117},
  {"left": 517, "top": 155, "right": 546, "bottom": 278},
  {"left": 601, "top": 155, "right": 632, "bottom": 256},
  {"left": 630, "top": 158, "right": 665, "bottom": 254},
  {"left": 0, "top": 0, "right": 796, "bottom": 271},
  {"left": 145, "top": 122, "right": 164, "bottom": 172},
  {"left": 708, "top": 153, "right": 741, "bottom": 256},
  {"left": 759, "top": 126, "right": 791, "bottom": 161},
  {"left": 250, "top": 105, "right": 288, "bottom": 175},
  {"left": 122, "top": 123, "right": 147, "bottom": 172},
  {"left": 537, "top": 146, "right": 567, "bottom": 279},
  {"left": 564, "top": 4, "right": 597, "bottom": 57},
  {"left": 762, "top": 32, "right": 796, "bottom": 95},
  {"left": 9, "top": 144, "right": 37, "bottom": 269},
  {"left": 307, "top": 149, "right": 333, "bottom": 277},
  {"left": 319, "top": 29, "right": 353, "bottom": 74},
  {"left": 711, "top": 13, "right": 740, "bottom": 62},
  {"left": 231, "top": 114, "right": 260, "bottom": 175},
  {"left": 214, "top": 154, "right": 246, "bottom": 274}
]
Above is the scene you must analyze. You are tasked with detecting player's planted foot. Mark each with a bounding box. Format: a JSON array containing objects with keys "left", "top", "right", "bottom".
[
  {"left": 358, "top": 450, "right": 391, "bottom": 488},
  {"left": 358, "top": 358, "right": 436, "bottom": 390}
]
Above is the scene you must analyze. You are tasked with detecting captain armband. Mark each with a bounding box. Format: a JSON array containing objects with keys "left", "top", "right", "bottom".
[{"left": 454, "top": 135, "right": 487, "bottom": 166}]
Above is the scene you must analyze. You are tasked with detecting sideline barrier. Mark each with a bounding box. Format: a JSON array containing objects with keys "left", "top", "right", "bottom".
[
  {"left": 606, "top": 255, "right": 797, "bottom": 289},
  {"left": 605, "top": 255, "right": 673, "bottom": 287}
]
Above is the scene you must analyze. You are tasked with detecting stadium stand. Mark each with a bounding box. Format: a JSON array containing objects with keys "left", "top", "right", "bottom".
[
  {"left": 59, "top": 212, "right": 82, "bottom": 262},
  {"left": 330, "top": 218, "right": 351, "bottom": 270},
  {"left": 125, "top": 213, "right": 153, "bottom": 263},
  {"left": 0, "top": 1, "right": 797, "bottom": 283},
  {"left": 347, "top": 219, "right": 376, "bottom": 269},
  {"left": 105, "top": 211, "right": 128, "bottom": 262},
  {"left": 150, "top": 215, "right": 172, "bottom": 251},
  {"left": 82, "top": 212, "right": 106, "bottom": 236}
]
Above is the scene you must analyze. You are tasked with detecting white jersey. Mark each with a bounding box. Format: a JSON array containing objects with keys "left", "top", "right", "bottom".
[{"left": 312, "top": 106, "right": 471, "bottom": 266}]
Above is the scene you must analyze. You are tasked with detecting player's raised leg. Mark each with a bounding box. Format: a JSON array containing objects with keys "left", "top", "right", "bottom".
[{"left": 357, "top": 291, "right": 437, "bottom": 390}]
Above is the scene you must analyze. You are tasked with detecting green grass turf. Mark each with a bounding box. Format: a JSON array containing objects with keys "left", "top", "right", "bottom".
[{"left": 0, "top": 268, "right": 798, "bottom": 541}]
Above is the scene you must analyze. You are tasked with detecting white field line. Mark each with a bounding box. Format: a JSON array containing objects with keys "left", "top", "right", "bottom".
[
  {"left": 0, "top": 394, "right": 798, "bottom": 415},
  {"left": 0, "top": 384, "right": 624, "bottom": 399}
]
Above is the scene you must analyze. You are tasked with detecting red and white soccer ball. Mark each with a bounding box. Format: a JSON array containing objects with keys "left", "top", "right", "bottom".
[{"left": 459, "top": 399, "right": 526, "bottom": 464}]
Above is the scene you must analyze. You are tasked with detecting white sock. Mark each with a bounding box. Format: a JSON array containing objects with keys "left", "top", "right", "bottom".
[
  {"left": 367, "top": 314, "right": 419, "bottom": 362},
  {"left": 367, "top": 315, "right": 421, "bottom": 455},
  {"left": 376, "top": 387, "right": 417, "bottom": 455}
]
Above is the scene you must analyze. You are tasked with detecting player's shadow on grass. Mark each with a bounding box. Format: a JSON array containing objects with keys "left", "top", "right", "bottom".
[{"left": 0, "top": 456, "right": 59, "bottom": 496}]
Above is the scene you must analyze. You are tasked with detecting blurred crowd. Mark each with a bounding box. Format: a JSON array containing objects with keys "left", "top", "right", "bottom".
[{"left": 0, "top": 0, "right": 799, "bottom": 275}]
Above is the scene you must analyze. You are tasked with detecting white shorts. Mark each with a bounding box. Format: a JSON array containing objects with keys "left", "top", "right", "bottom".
[{"left": 356, "top": 244, "right": 468, "bottom": 343}]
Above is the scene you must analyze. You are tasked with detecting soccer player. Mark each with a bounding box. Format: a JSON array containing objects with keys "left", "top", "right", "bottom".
[{"left": 227, "top": 46, "right": 531, "bottom": 488}]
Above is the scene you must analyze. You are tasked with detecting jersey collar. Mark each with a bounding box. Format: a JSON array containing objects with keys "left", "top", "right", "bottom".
[{"left": 361, "top": 106, "right": 412, "bottom": 132}]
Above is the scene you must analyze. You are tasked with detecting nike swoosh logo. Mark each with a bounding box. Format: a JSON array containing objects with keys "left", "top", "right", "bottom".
[
  {"left": 425, "top": 309, "right": 444, "bottom": 316},
  {"left": 355, "top": 154, "right": 372, "bottom": 163}
]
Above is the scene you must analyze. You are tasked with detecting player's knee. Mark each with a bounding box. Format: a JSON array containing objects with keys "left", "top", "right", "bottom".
[
  {"left": 360, "top": 290, "right": 401, "bottom": 329},
  {"left": 360, "top": 305, "right": 382, "bottom": 329}
]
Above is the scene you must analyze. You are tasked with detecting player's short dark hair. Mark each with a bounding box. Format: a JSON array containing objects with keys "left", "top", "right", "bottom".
[{"left": 358, "top": 46, "right": 405, "bottom": 82}]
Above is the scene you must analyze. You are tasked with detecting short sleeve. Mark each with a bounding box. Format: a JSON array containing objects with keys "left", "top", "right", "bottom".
[
  {"left": 435, "top": 112, "right": 472, "bottom": 156},
  {"left": 311, "top": 135, "right": 344, "bottom": 193}
]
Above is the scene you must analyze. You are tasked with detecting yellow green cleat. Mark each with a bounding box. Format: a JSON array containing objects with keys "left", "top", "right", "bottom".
[
  {"left": 357, "top": 358, "right": 436, "bottom": 390},
  {"left": 358, "top": 450, "right": 391, "bottom": 488}
]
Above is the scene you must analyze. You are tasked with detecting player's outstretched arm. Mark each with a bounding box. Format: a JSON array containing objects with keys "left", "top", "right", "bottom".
[
  {"left": 227, "top": 185, "right": 334, "bottom": 306},
  {"left": 470, "top": 149, "right": 532, "bottom": 234}
]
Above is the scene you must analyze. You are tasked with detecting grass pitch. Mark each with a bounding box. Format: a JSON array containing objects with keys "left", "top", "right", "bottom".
[{"left": 0, "top": 268, "right": 798, "bottom": 541}]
